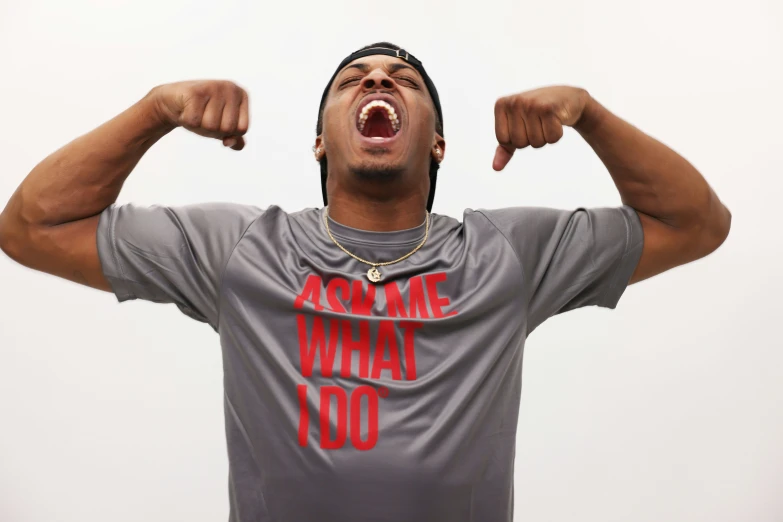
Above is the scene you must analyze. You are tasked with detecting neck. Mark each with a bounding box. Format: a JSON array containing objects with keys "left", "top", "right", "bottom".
[{"left": 326, "top": 192, "right": 427, "bottom": 232}]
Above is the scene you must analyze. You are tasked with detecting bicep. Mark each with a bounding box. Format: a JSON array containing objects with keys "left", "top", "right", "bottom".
[
  {"left": 5, "top": 214, "right": 113, "bottom": 292},
  {"left": 628, "top": 209, "right": 701, "bottom": 285}
]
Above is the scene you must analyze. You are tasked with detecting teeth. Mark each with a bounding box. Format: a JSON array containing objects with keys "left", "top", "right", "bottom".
[{"left": 357, "top": 99, "right": 401, "bottom": 133}]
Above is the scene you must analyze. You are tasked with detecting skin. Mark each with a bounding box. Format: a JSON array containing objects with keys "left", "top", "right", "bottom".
[
  {"left": 0, "top": 56, "right": 730, "bottom": 292},
  {"left": 315, "top": 55, "right": 444, "bottom": 232},
  {"left": 321, "top": 57, "right": 731, "bottom": 285},
  {"left": 0, "top": 80, "right": 249, "bottom": 291},
  {"left": 492, "top": 85, "right": 732, "bottom": 283}
]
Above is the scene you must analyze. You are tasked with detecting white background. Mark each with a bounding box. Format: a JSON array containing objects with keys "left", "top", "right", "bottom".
[{"left": 1, "top": 0, "right": 781, "bottom": 520}]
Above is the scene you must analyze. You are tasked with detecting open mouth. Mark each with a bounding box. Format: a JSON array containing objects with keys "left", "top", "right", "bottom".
[{"left": 356, "top": 99, "right": 401, "bottom": 139}]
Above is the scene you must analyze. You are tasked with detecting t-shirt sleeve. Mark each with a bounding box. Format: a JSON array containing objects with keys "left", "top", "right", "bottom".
[
  {"left": 95, "top": 201, "right": 264, "bottom": 329},
  {"left": 479, "top": 205, "right": 644, "bottom": 335}
]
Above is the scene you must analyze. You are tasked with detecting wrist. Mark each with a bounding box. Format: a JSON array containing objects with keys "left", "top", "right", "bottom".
[
  {"left": 141, "top": 86, "right": 179, "bottom": 132},
  {"left": 573, "top": 94, "right": 607, "bottom": 136}
]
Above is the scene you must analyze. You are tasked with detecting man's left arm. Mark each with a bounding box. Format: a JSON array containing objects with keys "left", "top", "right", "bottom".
[{"left": 493, "top": 86, "right": 732, "bottom": 284}]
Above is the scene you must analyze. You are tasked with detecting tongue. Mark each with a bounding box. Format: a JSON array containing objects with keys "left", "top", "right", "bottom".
[{"left": 362, "top": 110, "right": 395, "bottom": 138}]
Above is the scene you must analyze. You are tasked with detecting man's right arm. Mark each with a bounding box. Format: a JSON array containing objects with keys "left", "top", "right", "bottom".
[{"left": 0, "top": 80, "right": 249, "bottom": 291}]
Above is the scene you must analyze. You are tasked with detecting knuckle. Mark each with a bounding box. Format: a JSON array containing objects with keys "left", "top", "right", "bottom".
[
  {"left": 538, "top": 102, "right": 554, "bottom": 114},
  {"left": 221, "top": 118, "right": 239, "bottom": 135},
  {"left": 201, "top": 80, "right": 230, "bottom": 99},
  {"left": 182, "top": 85, "right": 203, "bottom": 100},
  {"left": 189, "top": 81, "right": 212, "bottom": 97},
  {"left": 201, "top": 118, "right": 220, "bottom": 132},
  {"left": 181, "top": 111, "right": 201, "bottom": 128},
  {"left": 220, "top": 80, "right": 240, "bottom": 95},
  {"left": 510, "top": 133, "right": 526, "bottom": 148}
]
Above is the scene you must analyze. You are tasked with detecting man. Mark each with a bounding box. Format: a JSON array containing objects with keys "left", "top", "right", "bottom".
[{"left": 0, "top": 42, "right": 730, "bottom": 521}]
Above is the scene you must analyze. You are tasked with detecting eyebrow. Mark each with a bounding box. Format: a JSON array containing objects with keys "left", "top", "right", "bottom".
[{"left": 339, "top": 62, "right": 419, "bottom": 79}]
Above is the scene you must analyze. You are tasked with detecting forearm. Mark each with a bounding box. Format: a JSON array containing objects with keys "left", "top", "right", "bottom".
[
  {"left": 574, "top": 96, "right": 731, "bottom": 241},
  {"left": 0, "top": 88, "right": 173, "bottom": 234}
]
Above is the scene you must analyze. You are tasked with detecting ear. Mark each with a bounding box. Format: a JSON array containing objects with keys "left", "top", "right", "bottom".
[
  {"left": 431, "top": 133, "right": 446, "bottom": 163},
  {"left": 314, "top": 135, "right": 325, "bottom": 161}
]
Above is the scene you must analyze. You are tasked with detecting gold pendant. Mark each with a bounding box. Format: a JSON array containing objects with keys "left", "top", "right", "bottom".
[{"left": 367, "top": 266, "right": 382, "bottom": 283}]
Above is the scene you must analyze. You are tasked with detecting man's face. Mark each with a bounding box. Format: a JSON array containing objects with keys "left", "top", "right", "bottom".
[{"left": 317, "top": 55, "right": 444, "bottom": 191}]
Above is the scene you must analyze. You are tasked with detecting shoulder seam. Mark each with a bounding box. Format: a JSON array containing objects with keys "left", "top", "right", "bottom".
[
  {"left": 474, "top": 210, "right": 527, "bottom": 282},
  {"left": 474, "top": 210, "right": 528, "bottom": 294},
  {"left": 475, "top": 209, "right": 531, "bottom": 336},
  {"left": 215, "top": 208, "right": 265, "bottom": 332}
]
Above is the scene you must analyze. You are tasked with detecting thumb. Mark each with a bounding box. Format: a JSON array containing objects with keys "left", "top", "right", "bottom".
[
  {"left": 223, "top": 136, "right": 246, "bottom": 150},
  {"left": 492, "top": 144, "right": 514, "bottom": 171}
]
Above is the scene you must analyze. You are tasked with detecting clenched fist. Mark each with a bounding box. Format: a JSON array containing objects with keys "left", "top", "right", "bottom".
[
  {"left": 493, "top": 86, "right": 591, "bottom": 170},
  {"left": 150, "top": 80, "right": 249, "bottom": 151}
]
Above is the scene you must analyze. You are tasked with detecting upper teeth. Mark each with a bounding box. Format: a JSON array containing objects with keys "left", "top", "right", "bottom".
[{"left": 358, "top": 100, "right": 400, "bottom": 133}]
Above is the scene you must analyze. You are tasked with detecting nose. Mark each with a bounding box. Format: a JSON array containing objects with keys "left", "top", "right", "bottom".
[{"left": 361, "top": 68, "right": 395, "bottom": 91}]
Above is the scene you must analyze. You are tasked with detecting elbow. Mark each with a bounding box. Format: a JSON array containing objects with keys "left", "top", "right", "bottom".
[
  {"left": 0, "top": 185, "right": 43, "bottom": 262},
  {"left": 717, "top": 204, "right": 732, "bottom": 243},
  {"left": 0, "top": 205, "right": 36, "bottom": 264},
  {"left": 676, "top": 181, "right": 732, "bottom": 259},
  {"left": 0, "top": 211, "right": 13, "bottom": 257},
  {"left": 0, "top": 191, "right": 21, "bottom": 258},
  {"left": 708, "top": 201, "right": 731, "bottom": 251},
  {"left": 0, "top": 217, "right": 23, "bottom": 263},
  {"left": 693, "top": 201, "right": 731, "bottom": 258}
]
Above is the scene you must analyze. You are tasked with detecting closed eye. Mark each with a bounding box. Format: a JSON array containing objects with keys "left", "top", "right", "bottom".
[
  {"left": 396, "top": 76, "right": 419, "bottom": 87},
  {"left": 339, "top": 76, "right": 419, "bottom": 88},
  {"left": 339, "top": 77, "right": 362, "bottom": 87}
]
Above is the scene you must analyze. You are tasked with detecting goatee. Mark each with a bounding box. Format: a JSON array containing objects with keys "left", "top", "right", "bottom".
[{"left": 350, "top": 160, "right": 404, "bottom": 182}]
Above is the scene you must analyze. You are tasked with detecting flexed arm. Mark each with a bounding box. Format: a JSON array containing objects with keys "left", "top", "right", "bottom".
[
  {"left": 492, "top": 86, "right": 731, "bottom": 284},
  {"left": 0, "top": 80, "right": 249, "bottom": 290}
]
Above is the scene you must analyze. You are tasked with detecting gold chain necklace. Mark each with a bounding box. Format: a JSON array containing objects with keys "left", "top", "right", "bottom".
[{"left": 323, "top": 206, "right": 430, "bottom": 283}]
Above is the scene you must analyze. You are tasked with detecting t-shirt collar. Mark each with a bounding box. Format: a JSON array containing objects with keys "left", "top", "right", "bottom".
[{"left": 321, "top": 207, "right": 428, "bottom": 247}]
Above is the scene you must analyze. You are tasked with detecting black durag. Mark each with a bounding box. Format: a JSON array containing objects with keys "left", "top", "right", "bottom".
[{"left": 317, "top": 46, "right": 443, "bottom": 212}]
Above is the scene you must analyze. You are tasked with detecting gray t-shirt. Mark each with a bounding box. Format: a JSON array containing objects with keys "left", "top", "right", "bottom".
[{"left": 96, "top": 202, "right": 643, "bottom": 522}]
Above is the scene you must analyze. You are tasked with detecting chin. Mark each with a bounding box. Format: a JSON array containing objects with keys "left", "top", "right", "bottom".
[{"left": 349, "top": 159, "right": 406, "bottom": 182}]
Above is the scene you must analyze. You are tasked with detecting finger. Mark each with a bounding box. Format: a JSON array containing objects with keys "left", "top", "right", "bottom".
[
  {"left": 237, "top": 90, "right": 250, "bottom": 135},
  {"left": 492, "top": 144, "right": 515, "bottom": 171},
  {"left": 541, "top": 113, "right": 564, "bottom": 144},
  {"left": 179, "top": 93, "right": 210, "bottom": 129},
  {"left": 200, "top": 96, "right": 227, "bottom": 137},
  {"left": 525, "top": 113, "right": 546, "bottom": 148},
  {"left": 494, "top": 98, "right": 511, "bottom": 148},
  {"left": 509, "top": 109, "right": 530, "bottom": 150},
  {"left": 219, "top": 91, "right": 241, "bottom": 136}
]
